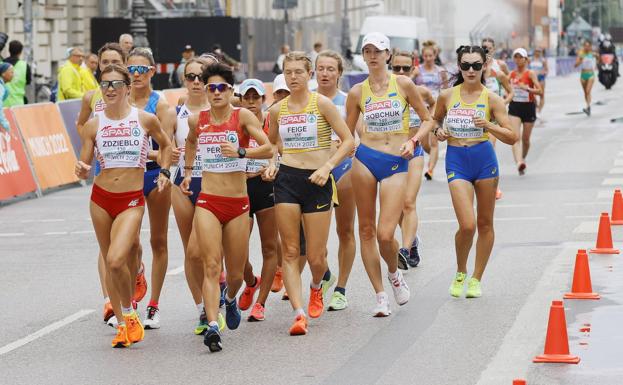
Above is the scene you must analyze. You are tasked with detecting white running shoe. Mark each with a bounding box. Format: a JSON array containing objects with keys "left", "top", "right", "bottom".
[
  {"left": 388, "top": 270, "right": 410, "bottom": 305},
  {"left": 107, "top": 315, "right": 118, "bottom": 328},
  {"left": 144, "top": 306, "right": 161, "bottom": 329},
  {"left": 372, "top": 292, "right": 391, "bottom": 317}
]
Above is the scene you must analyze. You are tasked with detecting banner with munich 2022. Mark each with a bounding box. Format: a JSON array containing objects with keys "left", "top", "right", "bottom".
[{"left": 0, "top": 108, "right": 38, "bottom": 201}]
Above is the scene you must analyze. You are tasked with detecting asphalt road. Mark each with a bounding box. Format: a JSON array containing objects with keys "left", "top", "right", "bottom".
[{"left": 1, "top": 74, "right": 623, "bottom": 385}]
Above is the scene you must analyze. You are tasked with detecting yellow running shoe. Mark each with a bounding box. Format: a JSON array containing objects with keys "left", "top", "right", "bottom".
[
  {"left": 217, "top": 312, "right": 226, "bottom": 331},
  {"left": 465, "top": 277, "right": 482, "bottom": 298},
  {"left": 449, "top": 272, "right": 466, "bottom": 298}
]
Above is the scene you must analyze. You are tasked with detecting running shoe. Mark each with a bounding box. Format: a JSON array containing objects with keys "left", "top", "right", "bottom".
[
  {"left": 397, "top": 248, "right": 410, "bottom": 271},
  {"left": 388, "top": 270, "right": 410, "bottom": 305},
  {"left": 204, "top": 324, "right": 222, "bottom": 352},
  {"left": 449, "top": 272, "right": 467, "bottom": 298},
  {"left": 289, "top": 314, "right": 308, "bottom": 336},
  {"left": 218, "top": 312, "right": 226, "bottom": 331},
  {"left": 424, "top": 170, "right": 433, "bottom": 181},
  {"left": 132, "top": 262, "right": 147, "bottom": 303},
  {"left": 103, "top": 301, "right": 114, "bottom": 323},
  {"left": 518, "top": 162, "right": 526, "bottom": 176},
  {"left": 124, "top": 312, "right": 145, "bottom": 344},
  {"left": 282, "top": 291, "right": 289, "bottom": 301},
  {"left": 219, "top": 284, "right": 226, "bottom": 308},
  {"left": 328, "top": 291, "right": 348, "bottom": 311},
  {"left": 194, "top": 309, "right": 209, "bottom": 335},
  {"left": 373, "top": 292, "right": 391, "bottom": 317},
  {"left": 239, "top": 276, "right": 261, "bottom": 311},
  {"left": 111, "top": 324, "right": 131, "bottom": 348},
  {"left": 248, "top": 302, "right": 265, "bottom": 322},
  {"left": 308, "top": 287, "right": 324, "bottom": 318},
  {"left": 408, "top": 236, "right": 421, "bottom": 268},
  {"left": 583, "top": 106, "right": 591, "bottom": 116},
  {"left": 224, "top": 294, "right": 242, "bottom": 330},
  {"left": 271, "top": 267, "right": 284, "bottom": 292},
  {"left": 496, "top": 188, "right": 503, "bottom": 200},
  {"left": 144, "top": 305, "right": 160, "bottom": 329},
  {"left": 107, "top": 315, "right": 118, "bottom": 329},
  {"left": 321, "top": 273, "right": 336, "bottom": 296},
  {"left": 465, "top": 277, "right": 482, "bottom": 298}
]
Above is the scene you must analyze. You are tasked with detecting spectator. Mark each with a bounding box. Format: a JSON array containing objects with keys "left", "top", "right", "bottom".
[
  {"left": 57, "top": 47, "right": 85, "bottom": 101},
  {"left": 275, "top": 44, "right": 290, "bottom": 73},
  {"left": 271, "top": 73, "right": 290, "bottom": 103},
  {"left": 3, "top": 40, "right": 31, "bottom": 106},
  {"left": 81, "top": 53, "right": 99, "bottom": 92},
  {"left": 310, "top": 42, "right": 322, "bottom": 69},
  {"left": 119, "top": 33, "right": 134, "bottom": 54},
  {"left": 0, "top": 63, "right": 14, "bottom": 130},
  {"left": 169, "top": 44, "right": 195, "bottom": 88}
]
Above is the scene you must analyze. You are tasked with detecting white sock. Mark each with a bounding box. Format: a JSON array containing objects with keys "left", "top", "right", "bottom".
[
  {"left": 196, "top": 302, "right": 204, "bottom": 316},
  {"left": 225, "top": 294, "right": 236, "bottom": 303},
  {"left": 388, "top": 270, "right": 399, "bottom": 279},
  {"left": 310, "top": 281, "right": 321, "bottom": 289},
  {"left": 208, "top": 321, "right": 218, "bottom": 328},
  {"left": 376, "top": 291, "right": 388, "bottom": 300},
  {"left": 121, "top": 305, "right": 133, "bottom": 315},
  {"left": 294, "top": 308, "right": 305, "bottom": 317},
  {"left": 103, "top": 297, "right": 110, "bottom": 303}
]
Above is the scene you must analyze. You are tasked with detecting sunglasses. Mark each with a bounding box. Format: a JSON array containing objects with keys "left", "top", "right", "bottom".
[
  {"left": 127, "top": 65, "right": 153, "bottom": 75},
  {"left": 206, "top": 83, "right": 231, "bottom": 93},
  {"left": 459, "top": 61, "right": 484, "bottom": 71},
  {"left": 184, "top": 73, "right": 203, "bottom": 82},
  {"left": 392, "top": 65, "right": 412, "bottom": 73},
  {"left": 100, "top": 80, "right": 128, "bottom": 90}
]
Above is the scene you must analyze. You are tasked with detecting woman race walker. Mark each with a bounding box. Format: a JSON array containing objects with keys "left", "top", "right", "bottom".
[
  {"left": 315, "top": 50, "right": 357, "bottom": 310},
  {"left": 267, "top": 51, "right": 354, "bottom": 335},
  {"left": 236, "top": 78, "right": 282, "bottom": 322},
  {"left": 391, "top": 50, "right": 436, "bottom": 268},
  {"left": 126, "top": 48, "right": 172, "bottom": 328},
  {"left": 530, "top": 48, "right": 548, "bottom": 114},
  {"left": 575, "top": 40, "right": 596, "bottom": 116},
  {"left": 508, "top": 48, "right": 542, "bottom": 176},
  {"left": 75, "top": 64, "right": 172, "bottom": 347},
  {"left": 414, "top": 41, "right": 447, "bottom": 181},
  {"left": 345, "top": 33, "right": 433, "bottom": 316},
  {"left": 401, "top": 45, "right": 516, "bottom": 298},
  {"left": 75, "top": 43, "right": 129, "bottom": 324},
  {"left": 183, "top": 63, "right": 272, "bottom": 351}
]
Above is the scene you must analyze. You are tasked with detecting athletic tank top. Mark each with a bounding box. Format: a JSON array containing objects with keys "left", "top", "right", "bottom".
[
  {"left": 278, "top": 92, "right": 331, "bottom": 153},
  {"left": 510, "top": 70, "right": 535, "bottom": 103},
  {"left": 175, "top": 104, "right": 202, "bottom": 178},
  {"left": 196, "top": 107, "right": 249, "bottom": 173},
  {"left": 95, "top": 107, "right": 149, "bottom": 169},
  {"left": 579, "top": 51, "right": 596, "bottom": 71},
  {"left": 246, "top": 114, "right": 270, "bottom": 173},
  {"left": 360, "top": 74, "right": 409, "bottom": 135},
  {"left": 415, "top": 65, "right": 443, "bottom": 97},
  {"left": 444, "top": 85, "right": 490, "bottom": 142},
  {"left": 529, "top": 59, "right": 544, "bottom": 72},
  {"left": 90, "top": 89, "right": 106, "bottom": 115},
  {"left": 330, "top": 90, "right": 347, "bottom": 141},
  {"left": 485, "top": 66, "right": 502, "bottom": 96}
]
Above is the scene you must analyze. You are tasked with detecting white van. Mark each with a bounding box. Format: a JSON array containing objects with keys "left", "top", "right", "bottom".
[{"left": 352, "top": 16, "right": 429, "bottom": 72}]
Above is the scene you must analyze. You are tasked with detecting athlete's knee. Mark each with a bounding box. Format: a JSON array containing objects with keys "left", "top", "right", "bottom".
[
  {"left": 457, "top": 221, "right": 477, "bottom": 237},
  {"left": 336, "top": 222, "right": 355, "bottom": 242},
  {"left": 106, "top": 252, "right": 127, "bottom": 273},
  {"left": 282, "top": 243, "right": 301, "bottom": 262},
  {"left": 403, "top": 199, "right": 417, "bottom": 214},
  {"left": 376, "top": 225, "right": 396, "bottom": 245},
  {"left": 203, "top": 257, "right": 221, "bottom": 279},
  {"left": 477, "top": 217, "right": 494, "bottom": 234},
  {"left": 260, "top": 240, "right": 278, "bottom": 260},
  {"left": 358, "top": 222, "right": 376, "bottom": 242},
  {"left": 150, "top": 233, "right": 168, "bottom": 256}
]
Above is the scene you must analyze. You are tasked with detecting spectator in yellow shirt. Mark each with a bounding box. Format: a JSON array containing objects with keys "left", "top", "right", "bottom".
[
  {"left": 81, "top": 52, "right": 99, "bottom": 92},
  {"left": 58, "top": 47, "right": 85, "bottom": 100}
]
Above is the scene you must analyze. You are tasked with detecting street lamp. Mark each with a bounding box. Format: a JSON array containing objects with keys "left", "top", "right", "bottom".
[{"left": 130, "top": 0, "right": 150, "bottom": 48}]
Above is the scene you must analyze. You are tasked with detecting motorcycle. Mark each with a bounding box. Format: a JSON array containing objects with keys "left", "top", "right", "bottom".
[{"left": 598, "top": 53, "right": 617, "bottom": 90}]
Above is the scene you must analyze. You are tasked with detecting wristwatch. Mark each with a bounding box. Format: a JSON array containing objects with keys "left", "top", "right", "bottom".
[
  {"left": 159, "top": 168, "right": 171, "bottom": 179},
  {"left": 237, "top": 147, "right": 247, "bottom": 158}
]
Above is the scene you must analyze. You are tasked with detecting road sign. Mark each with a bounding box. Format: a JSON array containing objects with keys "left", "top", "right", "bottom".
[{"left": 273, "top": 0, "right": 298, "bottom": 9}]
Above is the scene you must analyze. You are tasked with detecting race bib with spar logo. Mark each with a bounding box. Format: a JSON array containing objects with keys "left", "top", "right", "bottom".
[
  {"left": 364, "top": 98, "right": 403, "bottom": 133},
  {"left": 409, "top": 107, "right": 421, "bottom": 128},
  {"left": 445, "top": 103, "right": 485, "bottom": 139},
  {"left": 197, "top": 129, "right": 246, "bottom": 173},
  {"left": 177, "top": 146, "right": 203, "bottom": 178},
  {"left": 98, "top": 121, "right": 144, "bottom": 164},
  {"left": 512, "top": 83, "right": 530, "bottom": 102},
  {"left": 279, "top": 113, "right": 318, "bottom": 150},
  {"left": 246, "top": 138, "right": 270, "bottom": 173}
]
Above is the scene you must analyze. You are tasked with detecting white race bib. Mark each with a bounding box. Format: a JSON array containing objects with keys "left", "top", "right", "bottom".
[
  {"left": 512, "top": 85, "right": 530, "bottom": 103},
  {"left": 445, "top": 107, "right": 484, "bottom": 139},
  {"left": 198, "top": 130, "right": 246, "bottom": 173},
  {"left": 279, "top": 113, "right": 318, "bottom": 150},
  {"left": 178, "top": 146, "right": 203, "bottom": 178},
  {"left": 409, "top": 107, "right": 421, "bottom": 128},
  {"left": 246, "top": 139, "right": 270, "bottom": 173},
  {"left": 364, "top": 99, "right": 403, "bottom": 133}
]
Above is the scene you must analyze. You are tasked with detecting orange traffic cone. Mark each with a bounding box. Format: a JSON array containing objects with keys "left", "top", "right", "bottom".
[
  {"left": 533, "top": 300, "right": 580, "bottom": 364},
  {"left": 564, "top": 250, "right": 600, "bottom": 300},
  {"left": 611, "top": 189, "right": 623, "bottom": 225},
  {"left": 590, "top": 213, "right": 620, "bottom": 254},
  {"left": 513, "top": 380, "right": 526, "bottom": 385}
]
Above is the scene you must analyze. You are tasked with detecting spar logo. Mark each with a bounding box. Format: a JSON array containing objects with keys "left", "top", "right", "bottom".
[
  {"left": 391, "top": 100, "right": 401, "bottom": 109},
  {"left": 198, "top": 132, "right": 227, "bottom": 144},
  {"left": 449, "top": 108, "right": 475, "bottom": 117},
  {"left": 308, "top": 114, "right": 316, "bottom": 124},
  {"left": 226, "top": 132, "right": 238, "bottom": 143},
  {"left": 364, "top": 100, "right": 392, "bottom": 113},
  {"left": 101, "top": 126, "right": 132, "bottom": 137},
  {"left": 280, "top": 114, "right": 307, "bottom": 125}
]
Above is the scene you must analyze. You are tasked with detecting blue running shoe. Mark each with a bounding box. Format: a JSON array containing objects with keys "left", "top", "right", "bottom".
[
  {"left": 408, "top": 235, "right": 421, "bottom": 268},
  {"left": 203, "top": 324, "right": 222, "bottom": 352},
  {"left": 219, "top": 284, "right": 226, "bottom": 308},
  {"left": 224, "top": 291, "right": 241, "bottom": 330}
]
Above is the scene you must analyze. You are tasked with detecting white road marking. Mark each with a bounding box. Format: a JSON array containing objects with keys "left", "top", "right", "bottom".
[
  {"left": 573, "top": 221, "right": 599, "bottom": 234},
  {"left": 166, "top": 265, "right": 185, "bottom": 276},
  {"left": 71, "top": 230, "right": 95, "bottom": 235},
  {"left": 563, "top": 201, "right": 609, "bottom": 206},
  {"left": 421, "top": 217, "right": 546, "bottom": 224},
  {"left": 601, "top": 178, "right": 623, "bottom": 186},
  {"left": 565, "top": 215, "right": 598, "bottom": 219},
  {"left": 598, "top": 190, "right": 615, "bottom": 199},
  {"left": 0, "top": 309, "right": 95, "bottom": 356},
  {"left": 609, "top": 168, "right": 623, "bottom": 174},
  {"left": 44, "top": 232, "right": 68, "bottom": 236},
  {"left": 424, "top": 203, "right": 535, "bottom": 211},
  {"left": 20, "top": 219, "right": 65, "bottom": 223},
  {"left": 0, "top": 232, "right": 25, "bottom": 237}
]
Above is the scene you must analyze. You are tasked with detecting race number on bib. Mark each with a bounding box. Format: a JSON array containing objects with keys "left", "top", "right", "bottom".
[
  {"left": 178, "top": 146, "right": 203, "bottom": 178},
  {"left": 513, "top": 86, "right": 530, "bottom": 103},
  {"left": 364, "top": 99, "right": 403, "bottom": 133},
  {"left": 99, "top": 122, "right": 144, "bottom": 164},
  {"left": 445, "top": 108, "right": 484, "bottom": 139},
  {"left": 198, "top": 130, "right": 246, "bottom": 172},
  {"left": 246, "top": 139, "right": 269, "bottom": 173},
  {"left": 279, "top": 113, "right": 318, "bottom": 150}
]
